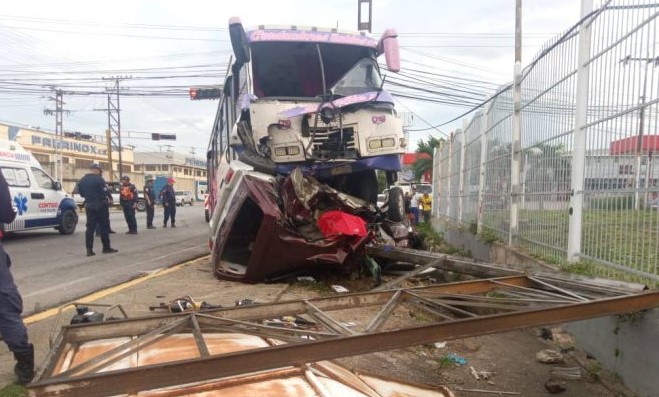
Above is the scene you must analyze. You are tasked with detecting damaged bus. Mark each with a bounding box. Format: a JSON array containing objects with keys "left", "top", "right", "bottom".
[{"left": 206, "top": 17, "right": 408, "bottom": 281}]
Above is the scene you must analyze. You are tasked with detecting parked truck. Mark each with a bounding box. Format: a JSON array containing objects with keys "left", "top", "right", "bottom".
[{"left": 204, "top": 18, "right": 409, "bottom": 281}]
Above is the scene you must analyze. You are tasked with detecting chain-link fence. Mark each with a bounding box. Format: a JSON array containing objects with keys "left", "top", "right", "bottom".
[{"left": 434, "top": 0, "right": 659, "bottom": 282}]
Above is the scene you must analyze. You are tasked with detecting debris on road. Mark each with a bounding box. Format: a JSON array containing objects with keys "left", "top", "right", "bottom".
[
  {"left": 536, "top": 349, "right": 565, "bottom": 364},
  {"left": 331, "top": 285, "right": 349, "bottom": 293},
  {"left": 443, "top": 353, "right": 467, "bottom": 366},
  {"left": 550, "top": 366, "right": 582, "bottom": 380},
  {"left": 545, "top": 379, "right": 568, "bottom": 394}
]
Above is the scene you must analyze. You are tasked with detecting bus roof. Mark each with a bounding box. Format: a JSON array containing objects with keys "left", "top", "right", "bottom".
[{"left": 246, "top": 27, "right": 378, "bottom": 48}]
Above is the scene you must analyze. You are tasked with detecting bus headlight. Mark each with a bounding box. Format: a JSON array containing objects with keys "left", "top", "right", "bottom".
[
  {"left": 274, "top": 146, "right": 301, "bottom": 156},
  {"left": 368, "top": 138, "right": 396, "bottom": 150}
]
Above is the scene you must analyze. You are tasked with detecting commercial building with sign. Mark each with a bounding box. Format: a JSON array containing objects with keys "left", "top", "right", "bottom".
[
  {"left": 0, "top": 123, "right": 206, "bottom": 197},
  {"left": 0, "top": 123, "right": 134, "bottom": 193},
  {"left": 133, "top": 152, "right": 207, "bottom": 199}
]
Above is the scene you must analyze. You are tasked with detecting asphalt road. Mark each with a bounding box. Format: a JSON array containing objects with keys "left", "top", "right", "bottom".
[{"left": 2, "top": 204, "right": 210, "bottom": 315}]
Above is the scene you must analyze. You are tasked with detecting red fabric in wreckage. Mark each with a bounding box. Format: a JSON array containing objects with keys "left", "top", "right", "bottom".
[{"left": 317, "top": 210, "right": 367, "bottom": 238}]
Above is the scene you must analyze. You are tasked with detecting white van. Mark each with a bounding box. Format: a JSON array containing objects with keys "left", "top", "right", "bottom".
[
  {"left": 0, "top": 141, "right": 78, "bottom": 234},
  {"left": 175, "top": 190, "right": 194, "bottom": 206}
]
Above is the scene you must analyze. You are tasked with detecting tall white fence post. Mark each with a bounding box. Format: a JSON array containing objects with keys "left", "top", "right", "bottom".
[
  {"left": 458, "top": 127, "right": 467, "bottom": 225},
  {"left": 509, "top": 61, "right": 522, "bottom": 246},
  {"left": 477, "top": 107, "right": 491, "bottom": 234},
  {"left": 567, "top": 0, "right": 594, "bottom": 262}
]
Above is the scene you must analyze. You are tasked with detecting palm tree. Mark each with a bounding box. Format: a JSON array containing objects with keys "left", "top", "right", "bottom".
[{"left": 412, "top": 136, "right": 444, "bottom": 181}]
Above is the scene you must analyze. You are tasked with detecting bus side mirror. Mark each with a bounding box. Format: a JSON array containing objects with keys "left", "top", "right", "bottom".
[
  {"left": 229, "top": 17, "right": 250, "bottom": 64},
  {"left": 207, "top": 150, "right": 215, "bottom": 161},
  {"left": 377, "top": 28, "right": 400, "bottom": 73},
  {"left": 53, "top": 181, "right": 62, "bottom": 191}
]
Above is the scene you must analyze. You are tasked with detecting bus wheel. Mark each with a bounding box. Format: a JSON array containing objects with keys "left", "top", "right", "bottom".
[
  {"left": 387, "top": 187, "right": 405, "bottom": 222},
  {"left": 58, "top": 209, "right": 78, "bottom": 235}
]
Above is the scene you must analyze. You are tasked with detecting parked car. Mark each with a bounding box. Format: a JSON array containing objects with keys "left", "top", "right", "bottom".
[
  {"left": 175, "top": 190, "right": 194, "bottom": 206},
  {"left": 73, "top": 181, "right": 147, "bottom": 212}
]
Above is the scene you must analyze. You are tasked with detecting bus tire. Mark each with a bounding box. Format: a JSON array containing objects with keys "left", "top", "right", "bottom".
[
  {"left": 387, "top": 187, "right": 405, "bottom": 222},
  {"left": 238, "top": 151, "right": 277, "bottom": 175}
]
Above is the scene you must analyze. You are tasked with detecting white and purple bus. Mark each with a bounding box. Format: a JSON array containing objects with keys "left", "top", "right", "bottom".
[{"left": 205, "top": 18, "right": 407, "bottom": 281}]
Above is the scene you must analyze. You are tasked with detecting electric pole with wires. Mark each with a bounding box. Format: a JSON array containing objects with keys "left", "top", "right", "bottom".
[
  {"left": 102, "top": 75, "right": 132, "bottom": 180},
  {"left": 43, "top": 88, "right": 70, "bottom": 181}
]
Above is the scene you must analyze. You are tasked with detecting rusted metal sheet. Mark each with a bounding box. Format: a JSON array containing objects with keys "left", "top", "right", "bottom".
[
  {"left": 34, "top": 333, "right": 454, "bottom": 397},
  {"left": 30, "top": 276, "right": 659, "bottom": 396}
]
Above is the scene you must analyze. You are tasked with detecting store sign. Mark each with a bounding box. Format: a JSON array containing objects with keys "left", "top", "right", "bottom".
[
  {"left": 30, "top": 135, "right": 115, "bottom": 155},
  {"left": 185, "top": 157, "right": 206, "bottom": 167}
]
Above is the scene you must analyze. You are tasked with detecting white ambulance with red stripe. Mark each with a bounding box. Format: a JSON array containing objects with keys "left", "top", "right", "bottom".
[{"left": 0, "top": 140, "right": 78, "bottom": 235}]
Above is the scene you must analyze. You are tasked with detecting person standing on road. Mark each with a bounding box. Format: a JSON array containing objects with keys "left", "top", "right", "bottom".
[
  {"left": 409, "top": 187, "right": 419, "bottom": 226},
  {"left": 160, "top": 177, "right": 177, "bottom": 228},
  {"left": 420, "top": 192, "right": 432, "bottom": 223},
  {"left": 143, "top": 176, "right": 156, "bottom": 229},
  {"left": 119, "top": 175, "right": 139, "bottom": 234},
  {"left": 403, "top": 191, "right": 412, "bottom": 225},
  {"left": 95, "top": 180, "right": 116, "bottom": 236},
  {"left": 0, "top": 170, "right": 35, "bottom": 385},
  {"left": 79, "top": 163, "right": 118, "bottom": 256}
]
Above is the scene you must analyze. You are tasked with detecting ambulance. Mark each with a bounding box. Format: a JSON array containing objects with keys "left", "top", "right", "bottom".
[{"left": 0, "top": 140, "right": 78, "bottom": 234}]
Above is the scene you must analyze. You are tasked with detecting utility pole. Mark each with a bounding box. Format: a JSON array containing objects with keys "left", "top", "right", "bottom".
[
  {"left": 190, "top": 147, "right": 197, "bottom": 200},
  {"left": 102, "top": 76, "right": 131, "bottom": 180},
  {"left": 43, "top": 88, "right": 70, "bottom": 181},
  {"left": 620, "top": 55, "right": 659, "bottom": 209},
  {"left": 105, "top": 125, "right": 114, "bottom": 182},
  {"left": 357, "top": 0, "right": 372, "bottom": 32}
]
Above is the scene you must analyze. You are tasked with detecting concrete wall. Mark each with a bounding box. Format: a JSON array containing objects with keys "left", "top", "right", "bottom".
[
  {"left": 433, "top": 220, "right": 659, "bottom": 397},
  {"left": 566, "top": 311, "right": 659, "bottom": 397}
]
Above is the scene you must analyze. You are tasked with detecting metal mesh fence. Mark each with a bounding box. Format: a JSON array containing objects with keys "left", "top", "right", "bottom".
[{"left": 433, "top": 0, "right": 659, "bottom": 283}]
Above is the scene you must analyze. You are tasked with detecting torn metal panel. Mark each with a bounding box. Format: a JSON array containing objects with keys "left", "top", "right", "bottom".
[
  {"left": 213, "top": 171, "right": 377, "bottom": 282},
  {"left": 31, "top": 276, "right": 659, "bottom": 396}
]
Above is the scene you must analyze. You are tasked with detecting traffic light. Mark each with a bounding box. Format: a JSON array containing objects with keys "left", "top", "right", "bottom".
[
  {"left": 152, "top": 133, "right": 176, "bottom": 141},
  {"left": 189, "top": 87, "right": 222, "bottom": 100}
]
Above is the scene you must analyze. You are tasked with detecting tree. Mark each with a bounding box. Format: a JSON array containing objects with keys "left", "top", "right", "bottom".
[{"left": 412, "top": 136, "right": 444, "bottom": 181}]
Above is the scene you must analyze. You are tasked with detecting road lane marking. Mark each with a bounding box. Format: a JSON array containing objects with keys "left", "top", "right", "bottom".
[{"left": 24, "top": 253, "right": 209, "bottom": 324}]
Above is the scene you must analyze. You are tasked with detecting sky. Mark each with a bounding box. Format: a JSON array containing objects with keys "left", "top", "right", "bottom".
[{"left": 0, "top": 0, "right": 582, "bottom": 156}]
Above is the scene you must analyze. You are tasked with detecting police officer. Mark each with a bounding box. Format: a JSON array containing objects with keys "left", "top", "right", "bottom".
[
  {"left": 119, "top": 176, "right": 139, "bottom": 234},
  {"left": 143, "top": 176, "right": 156, "bottom": 229},
  {"left": 160, "top": 177, "right": 176, "bottom": 228},
  {"left": 78, "top": 163, "right": 118, "bottom": 256},
  {"left": 0, "top": 169, "right": 34, "bottom": 385}
]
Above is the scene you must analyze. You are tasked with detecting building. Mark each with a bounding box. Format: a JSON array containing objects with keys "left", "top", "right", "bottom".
[
  {"left": 0, "top": 123, "right": 207, "bottom": 197},
  {"left": 0, "top": 123, "right": 134, "bottom": 192},
  {"left": 133, "top": 152, "right": 207, "bottom": 199}
]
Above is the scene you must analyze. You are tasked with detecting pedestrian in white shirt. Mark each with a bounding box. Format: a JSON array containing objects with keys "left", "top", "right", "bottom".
[{"left": 409, "top": 187, "right": 419, "bottom": 225}]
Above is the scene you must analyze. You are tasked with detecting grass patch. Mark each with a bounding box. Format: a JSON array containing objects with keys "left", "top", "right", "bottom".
[
  {"left": 416, "top": 222, "right": 444, "bottom": 247},
  {"left": 0, "top": 385, "right": 27, "bottom": 397},
  {"left": 480, "top": 207, "right": 659, "bottom": 284},
  {"left": 479, "top": 227, "right": 499, "bottom": 244},
  {"left": 437, "top": 355, "right": 455, "bottom": 370},
  {"left": 587, "top": 362, "right": 603, "bottom": 380}
]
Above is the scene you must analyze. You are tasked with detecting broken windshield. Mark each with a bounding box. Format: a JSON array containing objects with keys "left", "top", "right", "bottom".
[
  {"left": 250, "top": 41, "right": 377, "bottom": 98},
  {"left": 331, "top": 58, "right": 382, "bottom": 97}
]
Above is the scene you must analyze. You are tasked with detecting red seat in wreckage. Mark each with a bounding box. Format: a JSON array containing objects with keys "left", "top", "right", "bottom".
[{"left": 212, "top": 169, "right": 375, "bottom": 282}]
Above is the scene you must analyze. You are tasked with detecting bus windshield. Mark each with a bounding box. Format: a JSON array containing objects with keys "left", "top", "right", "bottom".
[
  {"left": 251, "top": 41, "right": 379, "bottom": 98},
  {"left": 331, "top": 57, "right": 382, "bottom": 97}
]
